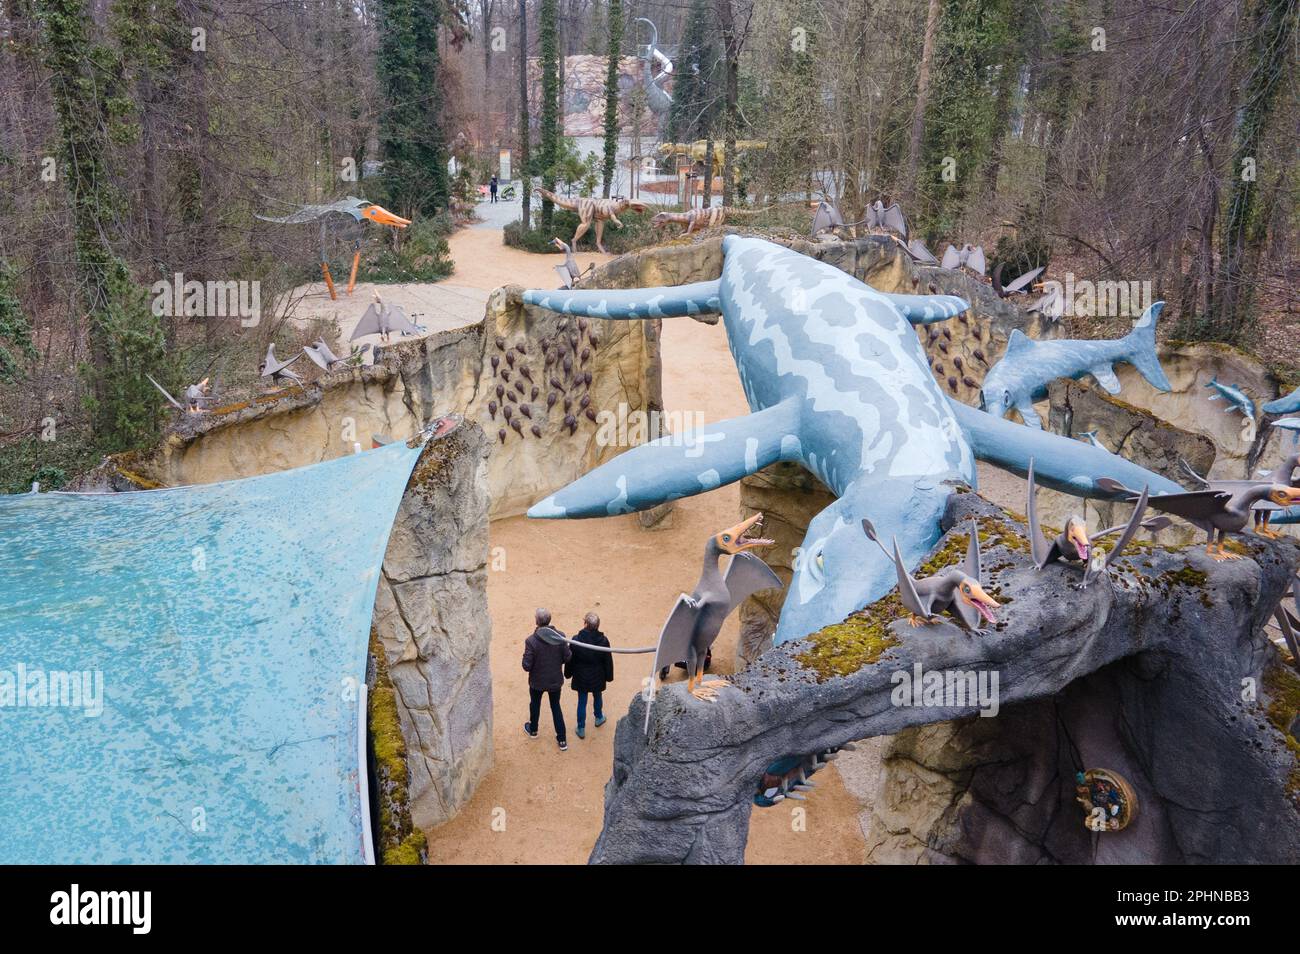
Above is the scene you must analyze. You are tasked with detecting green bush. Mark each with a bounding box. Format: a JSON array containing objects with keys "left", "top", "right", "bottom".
[{"left": 355, "top": 215, "right": 456, "bottom": 283}]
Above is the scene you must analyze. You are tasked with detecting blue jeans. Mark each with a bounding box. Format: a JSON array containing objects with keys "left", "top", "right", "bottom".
[{"left": 576, "top": 690, "right": 603, "bottom": 729}]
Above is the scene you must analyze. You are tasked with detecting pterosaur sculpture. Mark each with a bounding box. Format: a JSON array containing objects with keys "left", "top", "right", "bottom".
[
  {"left": 522, "top": 235, "right": 1184, "bottom": 643},
  {"left": 1026, "top": 459, "right": 1159, "bottom": 587},
  {"left": 552, "top": 238, "right": 593, "bottom": 288},
  {"left": 350, "top": 292, "right": 423, "bottom": 343},
  {"left": 991, "top": 262, "right": 1046, "bottom": 298},
  {"left": 304, "top": 338, "right": 371, "bottom": 372},
  {"left": 643, "top": 514, "right": 781, "bottom": 728},
  {"left": 146, "top": 373, "right": 216, "bottom": 414},
  {"left": 980, "top": 302, "right": 1173, "bottom": 428},
  {"left": 259, "top": 343, "right": 304, "bottom": 386},
  {"left": 1102, "top": 477, "right": 1300, "bottom": 560},
  {"left": 863, "top": 517, "right": 998, "bottom": 631},
  {"left": 1179, "top": 452, "right": 1300, "bottom": 538},
  {"left": 256, "top": 195, "right": 411, "bottom": 300},
  {"left": 940, "top": 243, "right": 987, "bottom": 276}
]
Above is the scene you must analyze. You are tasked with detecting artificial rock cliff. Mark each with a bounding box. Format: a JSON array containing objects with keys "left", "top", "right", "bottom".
[{"left": 591, "top": 492, "right": 1300, "bottom": 865}]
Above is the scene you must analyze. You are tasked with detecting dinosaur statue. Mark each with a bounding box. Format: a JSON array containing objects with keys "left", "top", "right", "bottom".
[
  {"left": 256, "top": 196, "right": 411, "bottom": 301},
  {"left": 655, "top": 140, "right": 768, "bottom": 179},
  {"left": 521, "top": 235, "right": 1185, "bottom": 644},
  {"left": 534, "top": 189, "right": 648, "bottom": 253},
  {"left": 650, "top": 205, "right": 771, "bottom": 235}
]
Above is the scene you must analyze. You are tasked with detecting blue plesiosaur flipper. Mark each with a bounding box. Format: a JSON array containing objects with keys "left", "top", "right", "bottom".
[
  {"left": 522, "top": 280, "right": 722, "bottom": 319},
  {"left": 528, "top": 398, "right": 802, "bottom": 517}
]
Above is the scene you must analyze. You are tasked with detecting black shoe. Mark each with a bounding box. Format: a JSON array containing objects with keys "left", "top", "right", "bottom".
[
  {"left": 523, "top": 722, "right": 538, "bottom": 738},
  {"left": 558, "top": 739, "right": 568, "bottom": 751}
]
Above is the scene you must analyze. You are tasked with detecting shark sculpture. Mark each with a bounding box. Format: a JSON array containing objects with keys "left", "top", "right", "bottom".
[
  {"left": 521, "top": 236, "right": 1184, "bottom": 644},
  {"left": 980, "top": 302, "right": 1173, "bottom": 428}
]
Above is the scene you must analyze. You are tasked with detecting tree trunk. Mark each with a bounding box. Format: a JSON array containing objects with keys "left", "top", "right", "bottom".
[{"left": 904, "top": 0, "right": 941, "bottom": 203}]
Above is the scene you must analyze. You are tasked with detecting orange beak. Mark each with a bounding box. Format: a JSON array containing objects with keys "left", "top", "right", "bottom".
[
  {"left": 1269, "top": 486, "right": 1300, "bottom": 507},
  {"left": 961, "top": 580, "right": 1000, "bottom": 624},
  {"left": 362, "top": 204, "right": 412, "bottom": 228},
  {"left": 716, "top": 512, "right": 775, "bottom": 554},
  {"left": 1067, "top": 520, "right": 1091, "bottom": 561}
]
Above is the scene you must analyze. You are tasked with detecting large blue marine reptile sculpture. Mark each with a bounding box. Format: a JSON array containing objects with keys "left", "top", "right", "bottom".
[{"left": 522, "top": 236, "right": 1183, "bottom": 645}]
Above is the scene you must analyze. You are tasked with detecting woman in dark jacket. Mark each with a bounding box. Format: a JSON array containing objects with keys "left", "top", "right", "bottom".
[{"left": 565, "top": 613, "right": 613, "bottom": 739}]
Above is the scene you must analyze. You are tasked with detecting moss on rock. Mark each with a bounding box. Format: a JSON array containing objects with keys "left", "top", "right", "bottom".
[{"left": 368, "top": 628, "right": 427, "bottom": 865}]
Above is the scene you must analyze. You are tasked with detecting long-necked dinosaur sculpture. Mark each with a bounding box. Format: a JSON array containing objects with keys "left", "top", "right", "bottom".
[{"left": 521, "top": 236, "right": 1185, "bottom": 644}]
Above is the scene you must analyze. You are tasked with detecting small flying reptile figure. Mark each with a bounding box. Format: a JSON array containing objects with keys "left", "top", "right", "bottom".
[
  {"left": 1027, "top": 459, "right": 1162, "bottom": 587},
  {"left": 862, "top": 517, "right": 999, "bottom": 632},
  {"left": 350, "top": 292, "right": 424, "bottom": 344},
  {"left": 643, "top": 513, "right": 782, "bottom": 730}
]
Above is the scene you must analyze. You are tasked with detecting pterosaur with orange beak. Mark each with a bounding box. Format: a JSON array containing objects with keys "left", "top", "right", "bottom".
[
  {"left": 863, "top": 518, "right": 999, "bottom": 631},
  {"left": 1100, "top": 475, "right": 1300, "bottom": 561},
  {"left": 643, "top": 513, "right": 782, "bottom": 730},
  {"left": 1028, "top": 458, "right": 1161, "bottom": 585},
  {"left": 256, "top": 196, "right": 411, "bottom": 300}
]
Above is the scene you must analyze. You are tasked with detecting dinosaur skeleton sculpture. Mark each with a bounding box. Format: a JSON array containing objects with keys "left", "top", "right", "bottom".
[
  {"left": 146, "top": 374, "right": 217, "bottom": 414},
  {"left": 534, "top": 190, "right": 649, "bottom": 253},
  {"left": 753, "top": 746, "right": 856, "bottom": 807},
  {"left": 551, "top": 238, "right": 594, "bottom": 289},
  {"left": 863, "top": 517, "right": 999, "bottom": 632},
  {"left": 256, "top": 196, "right": 411, "bottom": 301},
  {"left": 643, "top": 514, "right": 782, "bottom": 728},
  {"left": 350, "top": 292, "right": 423, "bottom": 344},
  {"left": 1100, "top": 477, "right": 1300, "bottom": 560},
  {"left": 650, "top": 205, "right": 771, "bottom": 235},
  {"left": 1027, "top": 459, "right": 1160, "bottom": 587}
]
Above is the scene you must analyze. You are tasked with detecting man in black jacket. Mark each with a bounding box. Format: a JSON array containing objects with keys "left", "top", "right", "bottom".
[
  {"left": 522, "top": 608, "right": 571, "bottom": 750},
  {"left": 565, "top": 613, "right": 613, "bottom": 739}
]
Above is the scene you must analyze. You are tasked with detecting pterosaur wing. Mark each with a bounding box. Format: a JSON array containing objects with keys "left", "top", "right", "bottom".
[
  {"left": 881, "top": 203, "right": 909, "bottom": 239},
  {"left": 962, "top": 518, "right": 981, "bottom": 583},
  {"left": 255, "top": 197, "right": 366, "bottom": 225},
  {"left": 966, "top": 245, "right": 987, "bottom": 276},
  {"left": 723, "top": 552, "right": 783, "bottom": 615},
  {"left": 1004, "top": 265, "right": 1044, "bottom": 293},
  {"left": 350, "top": 303, "right": 385, "bottom": 341},
  {"left": 303, "top": 344, "right": 331, "bottom": 371},
  {"left": 1104, "top": 485, "right": 1150, "bottom": 568},
  {"left": 811, "top": 201, "right": 843, "bottom": 235},
  {"left": 145, "top": 374, "right": 184, "bottom": 411},
  {"left": 1027, "top": 459, "right": 1055, "bottom": 569},
  {"left": 906, "top": 239, "right": 939, "bottom": 265},
  {"left": 316, "top": 339, "right": 342, "bottom": 365},
  {"left": 650, "top": 596, "right": 699, "bottom": 682},
  {"left": 646, "top": 595, "right": 699, "bottom": 731},
  {"left": 892, "top": 537, "right": 934, "bottom": 618},
  {"left": 383, "top": 304, "right": 423, "bottom": 337},
  {"left": 940, "top": 245, "right": 961, "bottom": 270},
  {"left": 1144, "top": 490, "right": 1232, "bottom": 522},
  {"left": 555, "top": 264, "right": 574, "bottom": 289}
]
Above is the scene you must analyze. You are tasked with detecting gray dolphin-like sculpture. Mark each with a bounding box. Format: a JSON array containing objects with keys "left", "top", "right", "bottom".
[
  {"left": 521, "top": 236, "right": 1186, "bottom": 644},
  {"left": 980, "top": 302, "right": 1173, "bottom": 428},
  {"left": 1205, "top": 376, "right": 1257, "bottom": 428}
]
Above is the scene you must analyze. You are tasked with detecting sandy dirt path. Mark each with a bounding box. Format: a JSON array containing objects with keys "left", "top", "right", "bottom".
[{"left": 424, "top": 223, "right": 866, "bottom": 865}]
